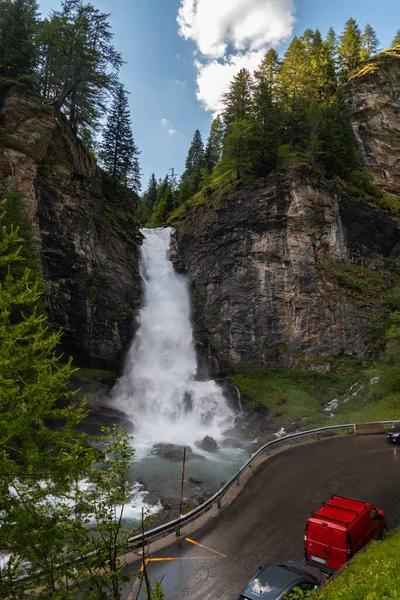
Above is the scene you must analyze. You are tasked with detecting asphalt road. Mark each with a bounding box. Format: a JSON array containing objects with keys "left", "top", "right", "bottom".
[{"left": 123, "top": 434, "right": 400, "bottom": 600}]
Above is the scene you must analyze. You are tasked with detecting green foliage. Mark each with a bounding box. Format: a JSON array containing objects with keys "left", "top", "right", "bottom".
[
  {"left": 293, "top": 533, "right": 400, "bottom": 599},
  {"left": 1, "top": 184, "right": 42, "bottom": 283},
  {"left": 0, "top": 0, "right": 39, "bottom": 82},
  {"left": 216, "top": 120, "right": 257, "bottom": 180},
  {"left": 37, "top": 0, "right": 123, "bottom": 136},
  {"left": 361, "top": 23, "right": 380, "bottom": 60},
  {"left": 204, "top": 116, "right": 224, "bottom": 173},
  {"left": 100, "top": 84, "right": 141, "bottom": 191},
  {"left": 391, "top": 30, "right": 400, "bottom": 48},
  {"left": 137, "top": 173, "right": 159, "bottom": 226},
  {"left": 150, "top": 175, "right": 175, "bottom": 226},
  {"left": 222, "top": 68, "right": 253, "bottom": 125},
  {"left": 338, "top": 18, "right": 362, "bottom": 80}
]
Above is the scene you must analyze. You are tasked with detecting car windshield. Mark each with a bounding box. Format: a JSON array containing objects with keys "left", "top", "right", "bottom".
[{"left": 278, "top": 565, "right": 318, "bottom": 583}]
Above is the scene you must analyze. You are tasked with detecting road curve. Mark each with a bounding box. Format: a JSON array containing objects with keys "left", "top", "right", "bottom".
[{"left": 123, "top": 434, "right": 400, "bottom": 600}]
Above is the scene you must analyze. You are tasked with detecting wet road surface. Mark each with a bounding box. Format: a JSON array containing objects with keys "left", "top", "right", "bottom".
[{"left": 122, "top": 434, "right": 400, "bottom": 600}]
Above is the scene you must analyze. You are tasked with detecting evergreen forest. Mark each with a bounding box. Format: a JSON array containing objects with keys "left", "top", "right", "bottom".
[{"left": 138, "top": 19, "right": 400, "bottom": 226}]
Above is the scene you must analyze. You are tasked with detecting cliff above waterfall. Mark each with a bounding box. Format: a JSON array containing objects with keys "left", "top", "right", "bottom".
[
  {"left": 0, "top": 82, "right": 142, "bottom": 370},
  {"left": 346, "top": 47, "right": 400, "bottom": 199},
  {"left": 171, "top": 164, "right": 400, "bottom": 373}
]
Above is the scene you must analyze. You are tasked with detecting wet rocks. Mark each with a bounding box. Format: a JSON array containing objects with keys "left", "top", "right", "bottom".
[
  {"left": 151, "top": 443, "right": 205, "bottom": 462},
  {"left": 151, "top": 443, "right": 192, "bottom": 461},
  {"left": 195, "top": 435, "right": 219, "bottom": 453},
  {"left": 189, "top": 477, "right": 204, "bottom": 485}
]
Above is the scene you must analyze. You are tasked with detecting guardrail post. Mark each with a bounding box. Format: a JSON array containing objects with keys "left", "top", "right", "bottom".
[
  {"left": 217, "top": 498, "right": 221, "bottom": 509},
  {"left": 236, "top": 475, "right": 240, "bottom": 486},
  {"left": 176, "top": 523, "right": 180, "bottom": 536},
  {"left": 316, "top": 433, "right": 320, "bottom": 441},
  {"left": 290, "top": 439, "right": 293, "bottom": 447}
]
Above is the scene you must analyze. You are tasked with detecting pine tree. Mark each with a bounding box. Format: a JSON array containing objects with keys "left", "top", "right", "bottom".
[
  {"left": 392, "top": 29, "right": 400, "bottom": 47},
  {"left": 0, "top": 0, "right": 39, "bottom": 81},
  {"left": 37, "top": 0, "right": 123, "bottom": 136},
  {"left": 137, "top": 173, "right": 158, "bottom": 225},
  {"left": 278, "top": 36, "right": 311, "bottom": 150},
  {"left": 338, "top": 18, "right": 362, "bottom": 81},
  {"left": 361, "top": 24, "right": 380, "bottom": 60},
  {"left": 326, "top": 27, "right": 338, "bottom": 58},
  {"left": 183, "top": 129, "right": 205, "bottom": 195},
  {"left": 204, "top": 116, "right": 224, "bottom": 173},
  {"left": 151, "top": 176, "right": 175, "bottom": 226},
  {"left": 100, "top": 84, "right": 141, "bottom": 191},
  {"left": 257, "top": 49, "right": 280, "bottom": 93},
  {"left": 216, "top": 120, "right": 257, "bottom": 180},
  {"left": 310, "top": 29, "right": 337, "bottom": 97},
  {"left": 318, "top": 88, "right": 361, "bottom": 178},
  {"left": 252, "top": 56, "right": 280, "bottom": 175},
  {"left": 222, "top": 68, "right": 253, "bottom": 126},
  {"left": 0, "top": 201, "right": 89, "bottom": 478}
]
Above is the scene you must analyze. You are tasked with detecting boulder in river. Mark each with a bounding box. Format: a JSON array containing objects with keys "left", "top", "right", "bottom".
[
  {"left": 152, "top": 443, "right": 193, "bottom": 461},
  {"left": 195, "top": 435, "right": 219, "bottom": 453},
  {"left": 189, "top": 477, "right": 204, "bottom": 485}
]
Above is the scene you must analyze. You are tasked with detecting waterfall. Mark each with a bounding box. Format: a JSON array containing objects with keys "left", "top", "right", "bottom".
[{"left": 112, "top": 227, "right": 234, "bottom": 457}]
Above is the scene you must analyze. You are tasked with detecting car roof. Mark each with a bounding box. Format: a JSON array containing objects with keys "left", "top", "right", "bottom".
[{"left": 239, "top": 564, "right": 307, "bottom": 600}]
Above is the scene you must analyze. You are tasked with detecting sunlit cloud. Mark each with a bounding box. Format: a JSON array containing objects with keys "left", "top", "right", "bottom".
[{"left": 177, "top": 0, "right": 296, "bottom": 114}]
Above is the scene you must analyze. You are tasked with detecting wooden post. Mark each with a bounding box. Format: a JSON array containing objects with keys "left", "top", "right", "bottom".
[{"left": 179, "top": 447, "right": 187, "bottom": 517}]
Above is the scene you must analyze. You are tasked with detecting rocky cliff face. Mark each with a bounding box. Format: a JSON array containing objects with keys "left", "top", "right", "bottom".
[
  {"left": 171, "top": 167, "right": 399, "bottom": 373},
  {"left": 346, "top": 49, "right": 400, "bottom": 198},
  {"left": 0, "top": 83, "right": 142, "bottom": 370}
]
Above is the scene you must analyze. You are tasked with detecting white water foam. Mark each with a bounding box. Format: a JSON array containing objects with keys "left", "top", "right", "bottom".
[{"left": 112, "top": 227, "right": 234, "bottom": 457}]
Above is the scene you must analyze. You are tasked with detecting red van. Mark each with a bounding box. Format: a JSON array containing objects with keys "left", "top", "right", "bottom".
[{"left": 304, "top": 495, "right": 386, "bottom": 572}]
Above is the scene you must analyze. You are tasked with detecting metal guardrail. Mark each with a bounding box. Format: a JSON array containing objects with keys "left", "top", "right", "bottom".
[{"left": 127, "top": 419, "right": 399, "bottom": 545}]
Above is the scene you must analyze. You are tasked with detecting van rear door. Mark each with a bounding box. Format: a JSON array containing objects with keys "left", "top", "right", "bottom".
[{"left": 306, "top": 523, "right": 333, "bottom": 569}]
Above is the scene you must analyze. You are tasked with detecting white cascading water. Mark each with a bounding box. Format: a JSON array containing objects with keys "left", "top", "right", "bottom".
[{"left": 112, "top": 227, "right": 234, "bottom": 457}]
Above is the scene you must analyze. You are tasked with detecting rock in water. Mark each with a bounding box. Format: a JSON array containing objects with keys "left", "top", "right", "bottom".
[
  {"left": 195, "top": 436, "right": 219, "bottom": 453},
  {"left": 151, "top": 443, "right": 193, "bottom": 461}
]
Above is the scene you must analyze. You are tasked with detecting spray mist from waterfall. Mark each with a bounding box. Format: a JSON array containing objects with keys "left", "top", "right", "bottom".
[{"left": 112, "top": 227, "right": 234, "bottom": 457}]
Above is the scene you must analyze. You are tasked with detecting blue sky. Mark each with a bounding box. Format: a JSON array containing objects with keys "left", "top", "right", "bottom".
[{"left": 37, "top": 0, "right": 400, "bottom": 191}]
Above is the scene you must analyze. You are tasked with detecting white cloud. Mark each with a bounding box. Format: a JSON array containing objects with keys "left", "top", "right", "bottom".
[
  {"left": 167, "top": 129, "right": 178, "bottom": 135},
  {"left": 160, "top": 118, "right": 168, "bottom": 127},
  {"left": 177, "top": 0, "right": 296, "bottom": 114}
]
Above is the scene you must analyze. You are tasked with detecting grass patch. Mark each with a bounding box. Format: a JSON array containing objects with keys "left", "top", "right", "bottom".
[
  {"left": 230, "top": 357, "right": 400, "bottom": 430},
  {"left": 315, "top": 532, "right": 400, "bottom": 599},
  {"left": 229, "top": 369, "right": 356, "bottom": 428}
]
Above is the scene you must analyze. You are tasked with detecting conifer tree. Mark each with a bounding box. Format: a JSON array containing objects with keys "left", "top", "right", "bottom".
[
  {"left": 38, "top": 0, "right": 123, "bottom": 136},
  {"left": 137, "top": 173, "right": 158, "bottom": 225},
  {"left": 151, "top": 176, "right": 175, "bottom": 226},
  {"left": 204, "top": 116, "right": 224, "bottom": 173},
  {"left": 222, "top": 68, "right": 253, "bottom": 126},
  {"left": 252, "top": 56, "right": 280, "bottom": 175},
  {"left": 338, "top": 18, "right": 362, "bottom": 81},
  {"left": 182, "top": 129, "right": 205, "bottom": 195},
  {"left": 0, "top": 0, "right": 39, "bottom": 81},
  {"left": 310, "top": 29, "right": 337, "bottom": 97},
  {"left": 361, "top": 24, "right": 380, "bottom": 60},
  {"left": 216, "top": 120, "right": 257, "bottom": 180},
  {"left": 392, "top": 29, "right": 400, "bottom": 47},
  {"left": 257, "top": 49, "right": 280, "bottom": 94},
  {"left": 278, "top": 37, "right": 311, "bottom": 150},
  {"left": 100, "top": 84, "right": 141, "bottom": 191},
  {"left": 326, "top": 27, "right": 338, "bottom": 58},
  {"left": 318, "top": 88, "right": 361, "bottom": 178}
]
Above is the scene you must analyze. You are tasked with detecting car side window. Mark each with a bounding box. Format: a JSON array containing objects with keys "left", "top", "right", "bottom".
[{"left": 370, "top": 508, "right": 379, "bottom": 524}]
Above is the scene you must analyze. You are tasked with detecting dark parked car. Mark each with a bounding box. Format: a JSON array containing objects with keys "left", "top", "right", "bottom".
[
  {"left": 236, "top": 561, "right": 325, "bottom": 600},
  {"left": 386, "top": 426, "right": 400, "bottom": 443}
]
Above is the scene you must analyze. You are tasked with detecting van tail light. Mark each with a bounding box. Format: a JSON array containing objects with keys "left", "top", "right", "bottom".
[
  {"left": 346, "top": 533, "right": 353, "bottom": 558},
  {"left": 304, "top": 524, "right": 308, "bottom": 554}
]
